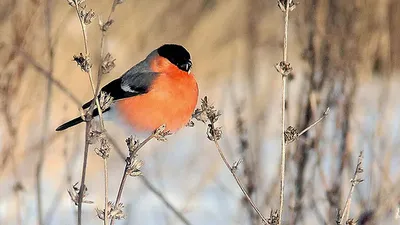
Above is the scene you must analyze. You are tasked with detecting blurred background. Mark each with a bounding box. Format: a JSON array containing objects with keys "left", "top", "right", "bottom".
[{"left": 1, "top": 0, "right": 400, "bottom": 224}]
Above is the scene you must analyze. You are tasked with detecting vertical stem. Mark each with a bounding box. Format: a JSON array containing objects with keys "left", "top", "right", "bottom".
[
  {"left": 73, "top": 1, "right": 120, "bottom": 223},
  {"left": 213, "top": 140, "right": 268, "bottom": 224},
  {"left": 72, "top": 2, "right": 108, "bottom": 224},
  {"left": 96, "top": 3, "right": 118, "bottom": 220},
  {"left": 339, "top": 150, "right": 363, "bottom": 224},
  {"left": 278, "top": 1, "right": 290, "bottom": 224},
  {"left": 110, "top": 134, "right": 154, "bottom": 225},
  {"left": 279, "top": 75, "right": 287, "bottom": 225},
  {"left": 73, "top": 2, "right": 105, "bottom": 128},
  {"left": 283, "top": 1, "right": 290, "bottom": 62},
  {"left": 104, "top": 159, "right": 109, "bottom": 225},
  {"left": 77, "top": 122, "right": 91, "bottom": 225}
]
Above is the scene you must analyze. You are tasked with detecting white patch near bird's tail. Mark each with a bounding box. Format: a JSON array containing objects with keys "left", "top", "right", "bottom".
[{"left": 102, "top": 104, "right": 153, "bottom": 139}]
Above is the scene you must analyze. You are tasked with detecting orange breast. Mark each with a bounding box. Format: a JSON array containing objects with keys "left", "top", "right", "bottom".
[{"left": 116, "top": 56, "right": 198, "bottom": 132}]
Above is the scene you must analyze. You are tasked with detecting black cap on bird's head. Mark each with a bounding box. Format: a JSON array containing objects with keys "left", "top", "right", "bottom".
[{"left": 157, "top": 44, "right": 192, "bottom": 73}]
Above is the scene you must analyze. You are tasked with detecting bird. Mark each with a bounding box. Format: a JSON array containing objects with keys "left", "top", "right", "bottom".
[{"left": 56, "top": 44, "right": 199, "bottom": 133}]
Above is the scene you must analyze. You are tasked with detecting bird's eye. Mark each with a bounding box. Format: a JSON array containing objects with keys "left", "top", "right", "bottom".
[{"left": 179, "top": 60, "right": 192, "bottom": 72}]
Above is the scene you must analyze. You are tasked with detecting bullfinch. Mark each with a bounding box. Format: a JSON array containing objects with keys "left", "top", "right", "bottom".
[{"left": 56, "top": 44, "right": 198, "bottom": 133}]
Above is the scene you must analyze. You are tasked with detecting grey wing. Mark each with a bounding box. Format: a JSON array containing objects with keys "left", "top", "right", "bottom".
[
  {"left": 81, "top": 61, "right": 159, "bottom": 109},
  {"left": 119, "top": 56, "right": 159, "bottom": 95}
]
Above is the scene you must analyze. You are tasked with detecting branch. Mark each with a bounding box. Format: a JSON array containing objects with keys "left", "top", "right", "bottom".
[
  {"left": 193, "top": 97, "right": 268, "bottom": 224},
  {"left": 274, "top": 0, "right": 297, "bottom": 223},
  {"left": 72, "top": 1, "right": 105, "bottom": 126},
  {"left": 69, "top": 1, "right": 109, "bottom": 225},
  {"left": 110, "top": 125, "right": 170, "bottom": 225},
  {"left": 337, "top": 150, "right": 364, "bottom": 224},
  {"left": 284, "top": 107, "right": 330, "bottom": 144},
  {"left": 213, "top": 140, "right": 268, "bottom": 224},
  {"left": 104, "top": 133, "right": 192, "bottom": 225},
  {"left": 92, "top": 0, "right": 120, "bottom": 223}
]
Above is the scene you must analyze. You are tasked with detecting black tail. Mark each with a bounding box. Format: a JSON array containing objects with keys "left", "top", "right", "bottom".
[
  {"left": 56, "top": 116, "right": 84, "bottom": 131},
  {"left": 56, "top": 107, "right": 111, "bottom": 131}
]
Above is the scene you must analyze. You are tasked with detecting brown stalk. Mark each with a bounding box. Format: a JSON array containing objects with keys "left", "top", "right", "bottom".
[
  {"left": 71, "top": 1, "right": 108, "bottom": 224},
  {"left": 195, "top": 97, "right": 268, "bottom": 224},
  {"left": 338, "top": 150, "right": 364, "bottom": 224},
  {"left": 77, "top": 121, "right": 91, "bottom": 225},
  {"left": 109, "top": 133, "right": 155, "bottom": 225},
  {"left": 212, "top": 139, "right": 268, "bottom": 224},
  {"left": 275, "top": 0, "right": 294, "bottom": 224},
  {"left": 72, "top": 2, "right": 105, "bottom": 124},
  {"left": 93, "top": 0, "right": 120, "bottom": 222},
  {"left": 105, "top": 133, "right": 192, "bottom": 225}
]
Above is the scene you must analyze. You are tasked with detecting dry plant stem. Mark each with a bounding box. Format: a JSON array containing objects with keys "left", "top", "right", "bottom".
[
  {"left": 278, "top": 0, "right": 291, "bottom": 224},
  {"left": 94, "top": 0, "right": 118, "bottom": 103},
  {"left": 95, "top": 0, "right": 120, "bottom": 221},
  {"left": 77, "top": 122, "right": 91, "bottom": 225},
  {"left": 72, "top": 2, "right": 108, "bottom": 225},
  {"left": 73, "top": 3, "right": 105, "bottom": 127},
  {"left": 88, "top": 1, "right": 121, "bottom": 219},
  {"left": 339, "top": 150, "right": 364, "bottom": 224},
  {"left": 279, "top": 75, "right": 287, "bottom": 224},
  {"left": 114, "top": 134, "right": 155, "bottom": 202},
  {"left": 285, "top": 107, "right": 330, "bottom": 145},
  {"left": 103, "top": 159, "right": 109, "bottom": 225},
  {"left": 297, "top": 108, "right": 330, "bottom": 137},
  {"left": 110, "top": 134, "right": 155, "bottom": 225},
  {"left": 105, "top": 133, "right": 192, "bottom": 225},
  {"left": 213, "top": 140, "right": 268, "bottom": 224}
]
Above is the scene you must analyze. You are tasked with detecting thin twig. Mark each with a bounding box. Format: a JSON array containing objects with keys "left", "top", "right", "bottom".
[
  {"left": 297, "top": 108, "right": 330, "bottom": 137},
  {"left": 103, "top": 158, "right": 109, "bottom": 225},
  {"left": 213, "top": 140, "right": 268, "bottom": 224},
  {"left": 72, "top": 2, "right": 105, "bottom": 126},
  {"left": 71, "top": 1, "right": 108, "bottom": 225},
  {"left": 278, "top": 0, "right": 291, "bottom": 224},
  {"left": 89, "top": 1, "right": 120, "bottom": 221},
  {"left": 77, "top": 122, "right": 91, "bottom": 225},
  {"left": 338, "top": 150, "right": 364, "bottom": 224},
  {"left": 93, "top": 0, "right": 118, "bottom": 113},
  {"left": 95, "top": 0, "right": 120, "bottom": 222},
  {"left": 194, "top": 97, "right": 268, "bottom": 223},
  {"left": 105, "top": 133, "right": 192, "bottom": 225},
  {"left": 279, "top": 77, "right": 287, "bottom": 224},
  {"left": 110, "top": 133, "right": 155, "bottom": 225},
  {"left": 96, "top": 0, "right": 118, "bottom": 96},
  {"left": 282, "top": 2, "right": 290, "bottom": 62},
  {"left": 284, "top": 107, "right": 330, "bottom": 144}
]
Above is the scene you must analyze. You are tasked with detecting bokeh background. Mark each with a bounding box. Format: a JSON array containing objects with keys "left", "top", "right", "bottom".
[{"left": 1, "top": 0, "right": 400, "bottom": 224}]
